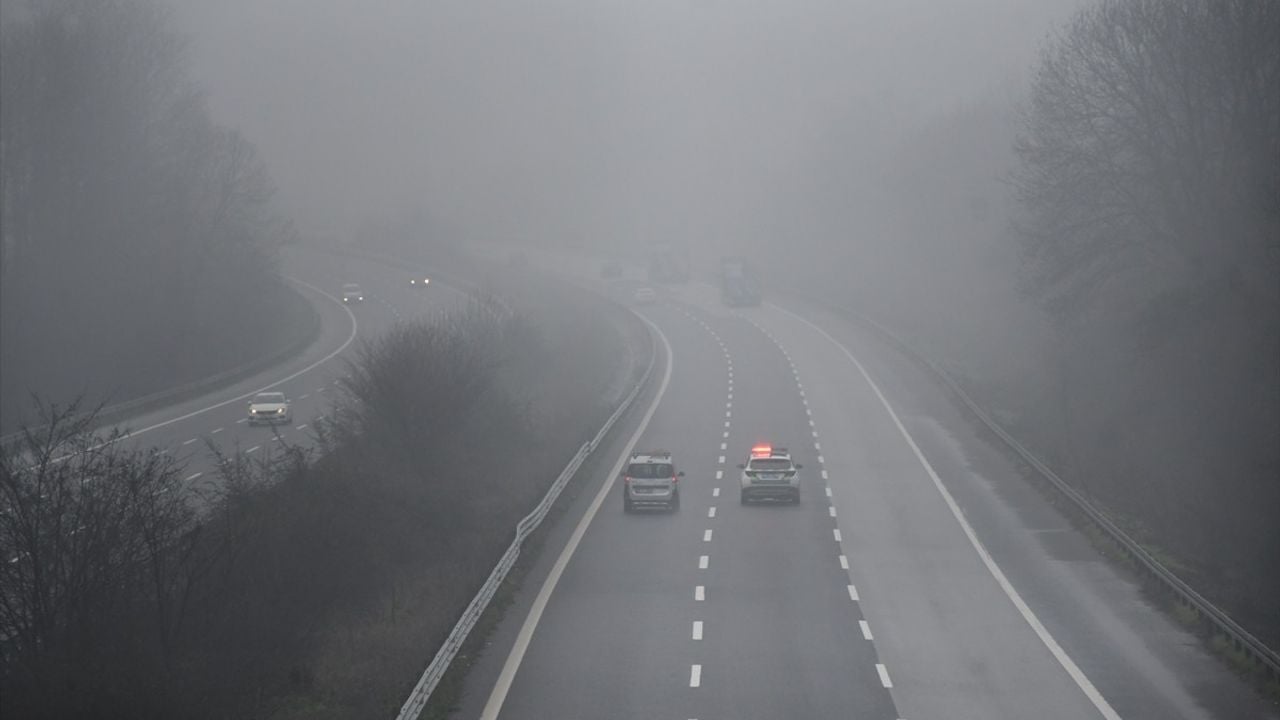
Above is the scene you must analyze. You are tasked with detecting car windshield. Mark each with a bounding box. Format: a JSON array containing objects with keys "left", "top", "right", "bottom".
[
  {"left": 627, "top": 462, "right": 672, "bottom": 479},
  {"left": 254, "top": 393, "right": 285, "bottom": 404},
  {"left": 749, "top": 458, "right": 791, "bottom": 471},
  {"left": 343, "top": 284, "right": 360, "bottom": 291}
]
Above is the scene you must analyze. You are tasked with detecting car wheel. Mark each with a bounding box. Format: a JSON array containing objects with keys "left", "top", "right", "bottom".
[{"left": 670, "top": 489, "right": 680, "bottom": 512}]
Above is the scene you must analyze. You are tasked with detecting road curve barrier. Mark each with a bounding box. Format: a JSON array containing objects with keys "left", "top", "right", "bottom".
[
  {"left": 776, "top": 292, "right": 1280, "bottom": 686},
  {"left": 395, "top": 306, "right": 657, "bottom": 720}
]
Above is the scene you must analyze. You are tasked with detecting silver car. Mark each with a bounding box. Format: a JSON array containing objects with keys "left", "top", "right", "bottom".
[
  {"left": 341, "top": 283, "right": 364, "bottom": 303},
  {"left": 739, "top": 445, "right": 802, "bottom": 504},
  {"left": 622, "top": 451, "right": 683, "bottom": 512},
  {"left": 248, "top": 391, "right": 292, "bottom": 426}
]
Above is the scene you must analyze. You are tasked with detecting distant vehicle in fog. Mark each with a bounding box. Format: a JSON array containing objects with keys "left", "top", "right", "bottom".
[
  {"left": 633, "top": 286, "right": 657, "bottom": 305},
  {"left": 248, "top": 392, "right": 292, "bottom": 426},
  {"left": 341, "top": 283, "right": 364, "bottom": 303},
  {"left": 720, "top": 256, "right": 762, "bottom": 306},
  {"left": 409, "top": 275, "right": 431, "bottom": 287}
]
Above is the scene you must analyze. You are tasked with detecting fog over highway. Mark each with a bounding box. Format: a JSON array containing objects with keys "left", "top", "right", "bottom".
[{"left": 3, "top": 0, "right": 1276, "bottom": 718}]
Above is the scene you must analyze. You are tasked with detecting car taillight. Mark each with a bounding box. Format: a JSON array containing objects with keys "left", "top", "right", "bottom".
[
  {"left": 671, "top": 475, "right": 678, "bottom": 484},
  {"left": 623, "top": 476, "right": 631, "bottom": 484}
]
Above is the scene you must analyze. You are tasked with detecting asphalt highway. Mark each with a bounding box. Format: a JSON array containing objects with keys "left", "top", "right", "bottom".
[{"left": 453, "top": 255, "right": 1277, "bottom": 720}]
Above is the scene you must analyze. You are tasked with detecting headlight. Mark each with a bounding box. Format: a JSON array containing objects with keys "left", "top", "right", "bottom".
[{"left": 277, "top": 408, "right": 285, "bottom": 414}]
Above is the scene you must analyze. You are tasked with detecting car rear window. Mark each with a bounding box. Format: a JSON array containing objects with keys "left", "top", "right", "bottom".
[
  {"left": 749, "top": 458, "right": 791, "bottom": 471},
  {"left": 627, "top": 462, "right": 673, "bottom": 479}
]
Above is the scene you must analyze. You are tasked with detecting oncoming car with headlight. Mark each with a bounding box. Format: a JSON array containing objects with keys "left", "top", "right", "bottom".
[
  {"left": 410, "top": 275, "right": 430, "bottom": 287},
  {"left": 341, "top": 283, "right": 364, "bottom": 303},
  {"left": 739, "top": 444, "right": 802, "bottom": 504},
  {"left": 247, "top": 391, "right": 292, "bottom": 426}
]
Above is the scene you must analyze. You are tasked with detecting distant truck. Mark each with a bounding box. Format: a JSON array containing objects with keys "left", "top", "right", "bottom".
[{"left": 720, "top": 256, "right": 762, "bottom": 306}]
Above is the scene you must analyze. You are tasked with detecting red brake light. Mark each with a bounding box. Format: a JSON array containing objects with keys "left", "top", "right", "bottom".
[{"left": 751, "top": 444, "right": 772, "bottom": 457}]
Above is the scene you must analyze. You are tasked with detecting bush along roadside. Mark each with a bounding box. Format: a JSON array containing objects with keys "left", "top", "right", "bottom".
[{"left": 0, "top": 280, "right": 633, "bottom": 719}]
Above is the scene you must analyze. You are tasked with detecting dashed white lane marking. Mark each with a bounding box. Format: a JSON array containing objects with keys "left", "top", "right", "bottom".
[
  {"left": 185, "top": 472, "right": 203, "bottom": 481},
  {"left": 812, "top": 429, "right": 819, "bottom": 437},
  {"left": 698, "top": 555, "right": 709, "bottom": 569},
  {"left": 695, "top": 585, "right": 705, "bottom": 602},
  {"left": 724, "top": 420, "right": 730, "bottom": 428},
  {"left": 876, "top": 664, "right": 893, "bottom": 688},
  {"left": 718, "top": 455, "right": 725, "bottom": 464},
  {"left": 296, "top": 424, "right": 308, "bottom": 430},
  {"left": 692, "top": 621, "right": 704, "bottom": 640},
  {"left": 725, "top": 410, "right": 732, "bottom": 418},
  {"left": 829, "top": 506, "right": 837, "bottom": 518},
  {"left": 704, "top": 529, "right": 713, "bottom": 542},
  {"left": 246, "top": 445, "right": 260, "bottom": 454},
  {"left": 825, "top": 487, "right": 832, "bottom": 497},
  {"left": 708, "top": 507, "right": 717, "bottom": 518},
  {"left": 848, "top": 584, "right": 860, "bottom": 601},
  {"left": 690, "top": 665, "right": 702, "bottom": 687},
  {"left": 818, "top": 454, "right": 825, "bottom": 464},
  {"left": 809, "top": 419, "right": 816, "bottom": 427},
  {"left": 235, "top": 418, "right": 247, "bottom": 424},
  {"left": 211, "top": 427, "right": 223, "bottom": 434},
  {"left": 316, "top": 387, "right": 326, "bottom": 393},
  {"left": 860, "top": 620, "right": 874, "bottom": 640},
  {"left": 723, "top": 431, "right": 729, "bottom": 438},
  {"left": 839, "top": 555, "right": 849, "bottom": 569},
  {"left": 720, "top": 442, "right": 727, "bottom": 450},
  {"left": 771, "top": 302, "right": 1123, "bottom": 720},
  {"left": 814, "top": 442, "right": 821, "bottom": 450},
  {"left": 726, "top": 401, "right": 732, "bottom": 409},
  {"left": 715, "top": 470, "right": 723, "bottom": 480},
  {"left": 182, "top": 438, "right": 197, "bottom": 446},
  {"left": 298, "top": 393, "right": 310, "bottom": 400},
  {"left": 821, "top": 470, "right": 829, "bottom": 480},
  {"left": 833, "top": 528, "right": 842, "bottom": 542},
  {"left": 727, "top": 392, "right": 733, "bottom": 400}
]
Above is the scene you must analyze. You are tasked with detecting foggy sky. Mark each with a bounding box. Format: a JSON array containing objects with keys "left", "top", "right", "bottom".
[{"left": 170, "top": 0, "right": 1081, "bottom": 249}]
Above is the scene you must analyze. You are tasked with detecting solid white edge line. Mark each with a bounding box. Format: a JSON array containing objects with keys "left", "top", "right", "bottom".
[
  {"left": 769, "top": 301, "right": 1122, "bottom": 720},
  {"left": 479, "top": 316, "right": 673, "bottom": 720}
]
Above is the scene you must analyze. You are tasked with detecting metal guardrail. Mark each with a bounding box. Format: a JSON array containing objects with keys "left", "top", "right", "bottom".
[
  {"left": 0, "top": 284, "right": 320, "bottom": 449},
  {"left": 395, "top": 306, "right": 657, "bottom": 720},
  {"left": 795, "top": 295, "right": 1280, "bottom": 683}
]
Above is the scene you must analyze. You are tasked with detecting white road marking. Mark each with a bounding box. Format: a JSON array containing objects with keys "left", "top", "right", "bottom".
[
  {"left": 860, "top": 620, "right": 874, "bottom": 640},
  {"left": 876, "top": 664, "right": 893, "bottom": 688},
  {"left": 840, "top": 555, "right": 849, "bottom": 569},
  {"left": 723, "top": 431, "right": 729, "bottom": 438},
  {"left": 818, "top": 455, "right": 825, "bottom": 464},
  {"left": 726, "top": 401, "right": 732, "bottom": 409},
  {"left": 848, "top": 584, "right": 860, "bottom": 601},
  {"left": 690, "top": 665, "right": 702, "bottom": 687},
  {"left": 185, "top": 472, "right": 203, "bottom": 481},
  {"left": 821, "top": 470, "right": 829, "bottom": 480},
  {"left": 806, "top": 407, "right": 811, "bottom": 416},
  {"left": 695, "top": 585, "right": 705, "bottom": 601},
  {"left": 727, "top": 392, "right": 733, "bottom": 400},
  {"left": 316, "top": 387, "right": 326, "bottom": 393},
  {"left": 724, "top": 420, "right": 730, "bottom": 428},
  {"left": 246, "top": 445, "right": 260, "bottom": 454},
  {"left": 235, "top": 418, "right": 248, "bottom": 424},
  {"left": 814, "top": 442, "right": 821, "bottom": 450},
  {"left": 692, "top": 621, "right": 704, "bottom": 640},
  {"left": 825, "top": 487, "right": 832, "bottom": 497},
  {"left": 715, "top": 470, "right": 723, "bottom": 480},
  {"left": 718, "top": 455, "right": 725, "bottom": 464},
  {"left": 829, "top": 506, "right": 837, "bottom": 517},
  {"left": 712, "top": 487, "right": 720, "bottom": 497},
  {"left": 720, "top": 442, "right": 727, "bottom": 450},
  {"left": 699, "top": 555, "right": 709, "bottom": 569},
  {"left": 182, "top": 438, "right": 197, "bottom": 446},
  {"left": 725, "top": 411, "right": 731, "bottom": 418},
  {"left": 708, "top": 507, "right": 716, "bottom": 518},
  {"left": 211, "top": 427, "right": 223, "bottom": 434},
  {"left": 480, "top": 315, "right": 674, "bottom": 720},
  {"left": 704, "top": 529, "right": 713, "bottom": 542},
  {"left": 296, "top": 424, "right": 308, "bottom": 430},
  {"left": 298, "top": 393, "right": 309, "bottom": 400},
  {"left": 770, "top": 301, "right": 1123, "bottom": 720},
  {"left": 833, "top": 528, "right": 842, "bottom": 542},
  {"left": 809, "top": 419, "right": 815, "bottom": 427}
]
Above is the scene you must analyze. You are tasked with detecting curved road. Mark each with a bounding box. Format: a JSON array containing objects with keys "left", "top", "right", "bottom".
[
  {"left": 99, "top": 247, "right": 470, "bottom": 487},
  {"left": 453, "top": 258, "right": 1276, "bottom": 720}
]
